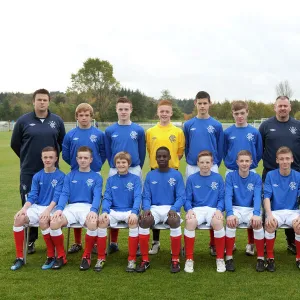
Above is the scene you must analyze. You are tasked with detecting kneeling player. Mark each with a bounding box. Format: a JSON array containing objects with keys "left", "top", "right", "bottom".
[
  {"left": 95, "top": 151, "right": 142, "bottom": 272},
  {"left": 264, "top": 146, "right": 300, "bottom": 272},
  {"left": 50, "top": 146, "right": 102, "bottom": 270},
  {"left": 137, "top": 147, "right": 185, "bottom": 273},
  {"left": 225, "top": 150, "right": 264, "bottom": 272},
  {"left": 184, "top": 150, "right": 226, "bottom": 273},
  {"left": 11, "top": 147, "right": 65, "bottom": 270}
]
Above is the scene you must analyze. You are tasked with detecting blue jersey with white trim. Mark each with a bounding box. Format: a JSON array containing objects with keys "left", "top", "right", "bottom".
[
  {"left": 225, "top": 171, "right": 262, "bottom": 216},
  {"left": 185, "top": 171, "right": 224, "bottom": 212},
  {"left": 264, "top": 169, "right": 300, "bottom": 211},
  {"left": 102, "top": 172, "right": 142, "bottom": 215},
  {"left": 183, "top": 117, "right": 224, "bottom": 166}
]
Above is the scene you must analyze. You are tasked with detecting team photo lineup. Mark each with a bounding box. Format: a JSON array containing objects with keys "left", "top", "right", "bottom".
[{"left": 10, "top": 88, "right": 300, "bottom": 274}]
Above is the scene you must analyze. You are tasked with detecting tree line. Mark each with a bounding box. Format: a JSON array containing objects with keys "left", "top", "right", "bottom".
[{"left": 1, "top": 58, "right": 300, "bottom": 122}]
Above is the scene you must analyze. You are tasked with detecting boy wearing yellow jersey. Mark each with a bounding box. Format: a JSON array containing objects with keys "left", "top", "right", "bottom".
[{"left": 146, "top": 99, "right": 185, "bottom": 254}]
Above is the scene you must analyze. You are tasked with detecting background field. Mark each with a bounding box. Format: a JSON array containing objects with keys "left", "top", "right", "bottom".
[{"left": 0, "top": 131, "right": 299, "bottom": 300}]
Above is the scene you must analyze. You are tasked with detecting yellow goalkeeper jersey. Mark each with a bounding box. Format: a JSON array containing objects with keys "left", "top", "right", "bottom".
[{"left": 146, "top": 122, "right": 185, "bottom": 169}]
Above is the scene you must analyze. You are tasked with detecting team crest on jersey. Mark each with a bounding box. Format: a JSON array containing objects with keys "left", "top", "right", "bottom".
[
  {"left": 169, "top": 135, "right": 176, "bottom": 143},
  {"left": 247, "top": 183, "right": 254, "bottom": 191},
  {"left": 86, "top": 179, "right": 94, "bottom": 187},
  {"left": 112, "top": 186, "right": 118, "bottom": 189},
  {"left": 210, "top": 182, "right": 218, "bottom": 190},
  {"left": 48, "top": 121, "right": 56, "bottom": 129},
  {"left": 112, "top": 134, "right": 118, "bottom": 138},
  {"left": 246, "top": 133, "right": 254, "bottom": 141},
  {"left": 207, "top": 125, "right": 215, "bottom": 134},
  {"left": 270, "top": 129, "right": 276, "bottom": 132},
  {"left": 29, "top": 123, "right": 36, "bottom": 127},
  {"left": 130, "top": 131, "right": 138, "bottom": 140},
  {"left": 152, "top": 137, "right": 157, "bottom": 140},
  {"left": 194, "top": 185, "right": 201, "bottom": 188},
  {"left": 90, "top": 134, "right": 97, "bottom": 143},
  {"left": 126, "top": 182, "right": 134, "bottom": 191},
  {"left": 289, "top": 182, "right": 297, "bottom": 190},
  {"left": 73, "top": 137, "right": 79, "bottom": 141},
  {"left": 190, "top": 127, "right": 196, "bottom": 131},
  {"left": 151, "top": 181, "right": 158, "bottom": 184},
  {"left": 289, "top": 127, "right": 297, "bottom": 135},
  {"left": 168, "top": 178, "right": 176, "bottom": 186},
  {"left": 51, "top": 179, "right": 58, "bottom": 188}
]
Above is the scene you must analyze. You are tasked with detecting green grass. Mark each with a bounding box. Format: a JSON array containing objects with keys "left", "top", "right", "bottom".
[{"left": 0, "top": 132, "right": 299, "bottom": 300}]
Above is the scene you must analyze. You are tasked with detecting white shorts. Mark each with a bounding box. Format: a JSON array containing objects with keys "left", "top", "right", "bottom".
[
  {"left": 192, "top": 206, "right": 216, "bottom": 227},
  {"left": 150, "top": 205, "right": 181, "bottom": 227},
  {"left": 109, "top": 209, "right": 131, "bottom": 227},
  {"left": 63, "top": 203, "right": 92, "bottom": 227},
  {"left": 185, "top": 164, "right": 218, "bottom": 180},
  {"left": 27, "top": 204, "right": 54, "bottom": 225},
  {"left": 109, "top": 165, "right": 142, "bottom": 180},
  {"left": 231, "top": 206, "right": 254, "bottom": 226},
  {"left": 225, "top": 169, "right": 256, "bottom": 178},
  {"left": 270, "top": 209, "right": 300, "bottom": 227}
]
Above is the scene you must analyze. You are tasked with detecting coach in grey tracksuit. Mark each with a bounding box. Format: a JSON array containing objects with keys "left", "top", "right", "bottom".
[{"left": 10, "top": 89, "right": 65, "bottom": 250}]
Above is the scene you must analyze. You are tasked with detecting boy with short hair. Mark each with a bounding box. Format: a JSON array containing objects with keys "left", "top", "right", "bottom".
[
  {"left": 95, "top": 152, "right": 142, "bottom": 272},
  {"left": 224, "top": 101, "right": 263, "bottom": 256},
  {"left": 50, "top": 146, "right": 103, "bottom": 270},
  {"left": 11, "top": 147, "right": 65, "bottom": 270},
  {"left": 264, "top": 146, "right": 300, "bottom": 272},
  {"left": 62, "top": 103, "right": 106, "bottom": 254},
  {"left": 105, "top": 96, "right": 146, "bottom": 253},
  {"left": 146, "top": 99, "right": 185, "bottom": 254},
  {"left": 137, "top": 147, "right": 186, "bottom": 273},
  {"left": 225, "top": 150, "right": 264, "bottom": 272},
  {"left": 183, "top": 150, "right": 226, "bottom": 273}
]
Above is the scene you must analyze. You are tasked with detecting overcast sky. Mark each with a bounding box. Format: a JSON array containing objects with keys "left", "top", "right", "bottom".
[{"left": 1, "top": 0, "right": 300, "bottom": 103}]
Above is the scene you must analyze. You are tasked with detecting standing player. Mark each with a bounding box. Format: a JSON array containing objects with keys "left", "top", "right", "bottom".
[
  {"left": 146, "top": 99, "right": 185, "bottom": 255},
  {"left": 224, "top": 101, "right": 263, "bottom": 255},
  {"left": 263, "top": 147, "right": 300, "bottom": 271},
  {"left": 137, "top": 147, "right": 185, "bottom": 273},
  {"left": 183, "top": 91, "right": 224, "bottom": 255},
  {"left": 184, "top": 150, "right": 226, "bottom": 273},
  {"left": 11, "top": 147, "right": 65, "bottom": 270},
  {"left": 11, "top": 89, "right": 65, "bottom": 254},
  {"left": 224, "top": 150, "right": 264, "bottom": 272},
  {"left": 259, "top": 96, "right": 300, "bottom": 254},
  {"left": 95, "top": 152, "right": 142, "bottom": 272},
  {"left": 62, "top": 103, "right": 106, "bottom": 254},
  {"left": 105, "top": 96, "right": 146, "bottom": 253},
  {"left": 50, "top": 146, "right": 102, "bottom": 270}
]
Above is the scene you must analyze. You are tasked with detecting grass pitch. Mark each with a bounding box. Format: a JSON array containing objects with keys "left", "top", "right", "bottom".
[{"left": 0, "top": 132, "right": 299, "bottom": 300}]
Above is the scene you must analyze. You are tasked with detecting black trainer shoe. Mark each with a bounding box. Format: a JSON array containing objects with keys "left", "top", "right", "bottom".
[
  {"left": 256, "top": 259, "right": 265, "bottom": 272},
  {"left": 41, "top": 257, "right": 55, "bottom": 270},
  {"left": 52, "top": 256, "right": 67, "bottom": 270},
  {"left": 11, "top": 258, "right": 24, "bottom": 271},
  {"left": 170, "top": 260, "right": 180, "bottom": 273},
  {"left": 136, "top": 260, "right": 150, "bottom": 273},
  {"left": 225, "top": 259, "right": 235, "bottom": 272},
  {"left": 209, "top": 245, "right": 216, "bottom": 256},
  {"left": 296, "top": 260, "right": 300, "bottom": 270},
  {"left": 266, "top": 258, "right": 275, "bottom": 272},
  {"left": 28, "top": 242, "right": 36, "bottom": 254},
  {"left": 79, "top": 257, "right": 91, "bottom": 271},
  {"left": 68, "top": 243, "right": 82, "bottom": 254},
  {"left": 287, "top": 243, "right": 297, "bottom": 255},
  {"left": 109, "top": 243, "right": 119, "bottom": 254}
]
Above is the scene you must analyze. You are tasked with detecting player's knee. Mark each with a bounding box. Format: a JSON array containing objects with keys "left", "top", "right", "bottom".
[
  {"left": 86, "top": 219, "right": 98, "bottom": 231},
  {"left": 264, "top": 224, "right": 276, "bottom": 234},
  {"left": 139, "top": 214, "right": 154, "bottom": 229},
  {"left": 185, "top": 217, "right": 197, "bottom": 231},
  {"left": 50, "top": 219, "right": 61, "bottom": 230},
  {"left": 167, "top": 215, "right": 180, "bottom": 229},
  {"left": 39, "top": 219, "right": 50, "bottom": 230},
  {"left": 14, "top": 215, "right": 26, "bottom": 227},
  {"left": 211, "top": 217, "right": 223, "bottom": 231}
]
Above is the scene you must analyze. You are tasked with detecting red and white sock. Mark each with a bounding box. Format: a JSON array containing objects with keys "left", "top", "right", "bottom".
[
  {"left": 265, "top": 231, "right": 275, "bottom": 259},
  {"left": 83, "top": 229, "right": 97, "bottom": 258},
  {"left": 247, "top": 228, "right": 254, "bottom": 244},
  {"left": 214, "top": 228, "right": 225, "bottom": 259},
  {"left": 110, "top": 228, "right": 119, "bottom": 244},
  {"left": 139, "top": 227, "right": 150, "bottom": 262},
  {"left": 13, "top": 226, "right": 24, "bottom": 258},
  {"left": 225, "top": 226, "right": 236, "bottom": 258},
  {"left": 170, "top": 227, "right": 182, "bottom": 261},
  {"left": 128, "top": 228, "right": 139, "bottom": 261},
  {"left": 209, "top": 229, "right": 215, "bottom": 246},
  {"left": 253, "top": 227, "right": 265, "bottom": 259},
  {"left": 74, "top": 228, "right": 82, "bottom": 245},
  {"left": 295, "top": 234, "right": 300, "bottom": 260},
  {"left": 97, "top": 228, "right": 107, "bottom": 260},
  {"left": 41, "top": 228, "right": 55, "bottom": 258},
  {"left": 184, "top": 228, "right": 195, "bottom": 260},
  {"left": 50, "top": 228, "right": 66, "bottom": 259}
]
